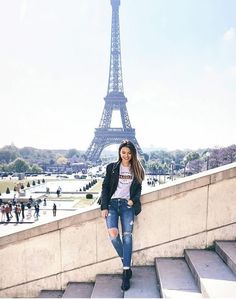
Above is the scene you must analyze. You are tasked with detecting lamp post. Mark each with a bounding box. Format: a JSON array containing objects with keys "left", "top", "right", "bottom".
[
  {"left": 206, "top": 151, "right": 210, "bottom": 170},
  {"left": 183, "top": 156, "right": 188, "bottom": 177},
  {"left": 171, "top": 161, "right": 175, "bottom": 181}
]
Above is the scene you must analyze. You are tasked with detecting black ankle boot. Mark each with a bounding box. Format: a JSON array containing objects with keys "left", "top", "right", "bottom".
[
  {"left": 127, "top": 268, "right": 132, "bottom": 279},
  {"left": 121, "top": 269, "right": 131, "bottom": 291}
]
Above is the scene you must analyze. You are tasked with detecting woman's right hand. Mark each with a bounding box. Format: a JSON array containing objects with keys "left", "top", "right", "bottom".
[{"left": 101, "top": 209, "right": 108, "bottom": 218}]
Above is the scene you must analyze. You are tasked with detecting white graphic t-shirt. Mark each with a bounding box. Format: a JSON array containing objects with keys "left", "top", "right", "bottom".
[{"left": 111, "top": 164, "right": 133, "bottom": 200}]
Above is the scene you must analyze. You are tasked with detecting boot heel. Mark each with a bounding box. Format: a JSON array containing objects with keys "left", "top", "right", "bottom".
[
  {"left": 121, "top": 269, "right": 130, "bottom": 291},
  {"left": 127, "top": 268, "right": 132, "bottom": 279}
]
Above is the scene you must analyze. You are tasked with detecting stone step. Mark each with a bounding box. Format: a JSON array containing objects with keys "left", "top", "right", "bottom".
[
  {"left": 62, "top": 282, "right": 94, "bottom": 298},
  {"left": 38, "top": 290, "right": 64, "bottom": 298},
  {"left": 155, "top": 258, "right": 202, "bottom": 298},
  {"left": 215, "top": 241, "right": 236, "bottom": 275},
  {"left": 124, "top": 266, "right": 160, "bottom": 298},
  {"left": 185, "top": 249, "right": 236, "bottom": 298},
  {"left": 91, "top": 274, "right": 123, "bottom": 298}
]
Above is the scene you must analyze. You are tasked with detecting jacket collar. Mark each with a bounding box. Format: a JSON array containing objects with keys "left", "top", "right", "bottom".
[{"left": 112, "top": 160, "right": 121, "bottom": 171}]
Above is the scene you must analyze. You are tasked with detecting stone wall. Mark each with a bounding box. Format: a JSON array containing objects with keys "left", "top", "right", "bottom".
[{"left": 0, "top": 162, "right": 236, "bottom": 297}]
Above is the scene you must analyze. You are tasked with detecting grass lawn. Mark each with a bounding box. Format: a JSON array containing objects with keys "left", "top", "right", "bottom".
[{"left": 0, "top": 180, "right": 17, "bottom": 194}]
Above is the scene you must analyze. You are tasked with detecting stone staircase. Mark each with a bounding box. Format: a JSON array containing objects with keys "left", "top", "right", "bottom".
[{"left": 38, "top": 241, "right": 236, "bottom": 298}]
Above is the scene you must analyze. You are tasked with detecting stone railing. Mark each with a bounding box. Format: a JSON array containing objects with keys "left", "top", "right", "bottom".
[{"left": 0, "top": 162, "right": 236, "bottom": 297}]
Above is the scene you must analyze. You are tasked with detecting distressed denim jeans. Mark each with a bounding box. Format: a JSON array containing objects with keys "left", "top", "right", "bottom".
[{"left": 106, "top": 198, "right": 134, "bottom": 268}]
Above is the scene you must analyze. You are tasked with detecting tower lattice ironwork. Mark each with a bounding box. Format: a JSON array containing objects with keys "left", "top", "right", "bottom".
[{"left": 85, "top": 0, "right": 143, "bottom": 162}]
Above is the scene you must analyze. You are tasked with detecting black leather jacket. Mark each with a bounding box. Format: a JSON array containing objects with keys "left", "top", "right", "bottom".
[{"left": 100, "top": 161, "right": 142, "bottom": 216}]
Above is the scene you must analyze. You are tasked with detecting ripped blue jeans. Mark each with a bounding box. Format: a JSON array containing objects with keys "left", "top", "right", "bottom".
[{"left": 106, "top": 198, "right": 134, "bottom": 268}]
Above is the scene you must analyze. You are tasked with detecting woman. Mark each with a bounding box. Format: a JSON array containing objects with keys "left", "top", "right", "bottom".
[{"left": 100, "top": 140, "right": 145, "bottom": 291}]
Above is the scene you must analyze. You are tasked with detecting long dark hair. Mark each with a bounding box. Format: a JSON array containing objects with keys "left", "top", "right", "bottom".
[{"left": 118, "top": 140, "right": 145, "bottom": 184}]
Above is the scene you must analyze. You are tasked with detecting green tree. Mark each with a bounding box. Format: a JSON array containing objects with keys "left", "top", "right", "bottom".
[
  {"left": 147, "top": 161, "right": 158, "bottom": 174},
  {"left": 0, "top": 164, "right": 9, "bottom": 172},
  {"left": 30, "top": 164, "right": 43, "bottom": 173},
  {"left": 8, "top": 158, "right": 30, "bottom": 173},
  {"left": 183, "top": 152, "right": 200, "bottom": 176},
  {"left": 0, "top": 147, "right": 18, "bottom": 164},
  {"left": 66, "top": 149, "right": 80, "bottom": 159},
  {"left": 56, "top": 156, "right": 68, "bottom": 165}
]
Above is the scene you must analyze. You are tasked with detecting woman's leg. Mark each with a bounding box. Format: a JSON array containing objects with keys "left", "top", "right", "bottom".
[
  {"left": 106, "top": 201, "right": 123, "bottom": 260},
  {"left": 120, "top": 202, "right": 134, "bottom": 268},
  {"left": 120, "top": 201, "right": 134, "bottom": 291}
]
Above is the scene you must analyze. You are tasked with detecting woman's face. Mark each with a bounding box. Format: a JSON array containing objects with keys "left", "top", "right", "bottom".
[{"left": 120, "top": 146, "right": 132, "bottom": 164}]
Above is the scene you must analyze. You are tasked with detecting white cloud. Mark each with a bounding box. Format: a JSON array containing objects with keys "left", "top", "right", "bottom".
[
  {"left": 229, "top": 66, "right": 236, "bottom": 77},
  {"left": 223, "top": 27, "right": 235, "bottom": 41},
  {"left": 204, "top": 65, "right": 213, "bottom": 73},
  {"left": 19, "top": 0, "right": 28, "bottom": 22}
]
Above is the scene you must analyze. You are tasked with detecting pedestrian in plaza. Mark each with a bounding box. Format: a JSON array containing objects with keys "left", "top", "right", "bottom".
[
  {"left": 36, "top": 203, "right": 40, "bottom": 219},
  {"left": 53, "top": 203, "right": 57, "bottom": 216},
  {"left": 5, "top": 203, "right": 11, "bottom": 222},
  {"left": 34, "top": 202, "right": 40, "bottom": 220},
  {"left": 100, "top": 140, "right": 145, "bottom": 291},
  {"left": 13, "top": 194, "right": 16, "bottom": 204},
  {"left": 9, "top": 202, "right": 13, "bottom": 218},
  {"left": 21, "top": 202, "right": 25, "bottom": 221},
  {"left": 14, "top": 204, "right": 21, "bottom": 223},
  {"left": 56, "top": 186, "right": 62, "bottom": 198},
  {"left": 1, "top": 204, "right": 6, "bottom": 222},
  {"left": 26, "top": 202, "right": 32, "bottom": 219}
]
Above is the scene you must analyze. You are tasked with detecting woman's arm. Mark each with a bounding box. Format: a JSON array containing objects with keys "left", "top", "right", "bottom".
[
  {"left": 130, "top": 181, "right": 142, "bottom": 204},
  {"left": 100, "top": 163, "right": 113, "bottom": 210}
]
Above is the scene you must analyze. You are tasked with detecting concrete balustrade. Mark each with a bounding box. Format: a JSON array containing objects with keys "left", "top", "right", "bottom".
[{"left": 0, "top": 162, "right": 236, "bottom": 297}]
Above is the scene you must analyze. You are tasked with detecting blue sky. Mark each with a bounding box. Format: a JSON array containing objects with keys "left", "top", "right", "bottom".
[{"left": 0, "top": 0, "right": 235, "bottom": 152}]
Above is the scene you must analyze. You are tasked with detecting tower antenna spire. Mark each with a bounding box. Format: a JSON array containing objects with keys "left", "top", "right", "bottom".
[{"left": 107, "top": 0, "right": 123, "bottom": 95}]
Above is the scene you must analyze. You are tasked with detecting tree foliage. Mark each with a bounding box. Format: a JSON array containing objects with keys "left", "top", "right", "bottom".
[
  {"left": 145, "top": 144, "right": 236, "bottom": 176},
  {"left": 66, "top": 148, "right": 81, "bottom": 159},
  {"left": 0, "top": 145, "right": 71, "bottom": 166},
  {"left": 8, "top": 158, "right": 30, "bottom": 173},
  {"left": 0, "top": 145, "right": 85, "bottom": 172},
  {"left": 0, "top": 144, "right": 235, "bottom": 178},
  {"left": 30, "top": 164, "right": 43, "bottom": 173},
  {"left": 0, "top": 145, "right": 18, "bottom": 164},
  {"left": 56, "top": 156, "right": 68, "bottom": 165}
]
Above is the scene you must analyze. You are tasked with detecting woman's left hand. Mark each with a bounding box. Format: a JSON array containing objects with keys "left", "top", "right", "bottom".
[
  {"left": 128, "top": 199, "right": 133, "bottom": 206},
  {"left": 101, "top": 209, "right": 108, "bottom": 218}
]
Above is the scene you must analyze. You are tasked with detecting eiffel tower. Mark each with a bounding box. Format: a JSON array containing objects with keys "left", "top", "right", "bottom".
[{"left": 85, "top": 0, "right": 143, "bottom": 163}]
